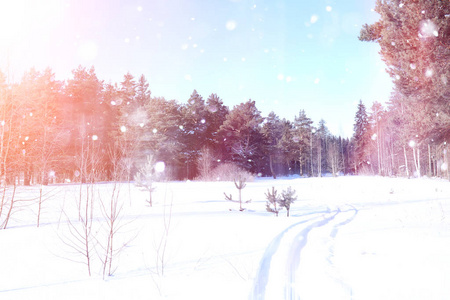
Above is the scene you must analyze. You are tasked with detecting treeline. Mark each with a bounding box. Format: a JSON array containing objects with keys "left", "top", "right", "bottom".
[
  {"left": 0, "top": 66, "right": 357, "bottom": 185},
  {"left": 0, "top": 64, "right": 448, "bottom": 185}
]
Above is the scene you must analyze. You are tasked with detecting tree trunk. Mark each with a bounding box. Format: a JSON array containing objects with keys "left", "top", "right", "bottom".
[
  {"left": 403, "top": 145, "right": 410, "bottom": 178},
  {"left": 412, "top": 147, "right": 421, "bottom": 178},
  {"left": 269, "top": 155, "right": 276, "bottom": 179},
  {"left": 428, "top": 144, "right": 432, "bottom": 177}
]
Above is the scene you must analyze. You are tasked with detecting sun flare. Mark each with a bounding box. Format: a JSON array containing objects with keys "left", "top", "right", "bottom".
[
  {"left": 0, "top": 0, "right": 63, "bottom": 46},
  {"left": 0, "top": 0, "right": 26, "bottom": 44}
]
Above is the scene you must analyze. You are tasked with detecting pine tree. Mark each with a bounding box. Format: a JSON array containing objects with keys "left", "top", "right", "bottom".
[
  {"left": 293, "top": 110, "right": 313, "bottom": 176},
  {"left": 218, "top": 100, "right": 264, "bottom": 172},
  {"left": 279, "top": 186, "right": 297, "bottom": 217},
  {"left": 65, "top": 66, "right": 104, "bottom": 182},
  {"left": 143, "top": 97, "right": 184, "bottom": 178},
  {"left": 262, "top": 112, "right": 283, "bottom": 179},
  {"left": 204, "top": 93, "right": 229, "bottom": 148},
  {"left": 265, "top": 186, "right": 281, "bottom": 216},
  {"left": 134, "top": 155, "right": 157, "bottom": 206},
  {"left": 181, "top": 90, "right": 208, "bottom": 178},
  {"left": 316, "top": 119, "right": 330, "bottom": 177},
  {"left": 360, "top": 0, "right": 450, "bottom": 143},
  {"left": 353, "top": 100, "right": 370, "bottom": 173},
  {"left": 277, "top": 119, "right": 297, "bottom": 176}
]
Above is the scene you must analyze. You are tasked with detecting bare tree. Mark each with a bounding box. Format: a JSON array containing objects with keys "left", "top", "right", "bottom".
[
  {"left": 148, "top": 186, "right": 174, "bottom": 296},
  {"left": 197, "top": 146, "right": 215, "bottom": 180},
  {"left": 59, "top": 182, "right": 96, "bottom": 276},
  {"left": 98, "top": 149, "right": 137, "bottom": 278}
]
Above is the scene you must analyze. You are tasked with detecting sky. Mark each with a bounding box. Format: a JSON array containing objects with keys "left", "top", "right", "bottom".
[{"left": 0, "top": 0, "right": 393, "bottom": 137}]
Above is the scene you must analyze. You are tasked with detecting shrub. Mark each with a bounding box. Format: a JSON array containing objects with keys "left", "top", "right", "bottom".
[{"left": 208, "top": 163, "right": 253, "bottom": 182}]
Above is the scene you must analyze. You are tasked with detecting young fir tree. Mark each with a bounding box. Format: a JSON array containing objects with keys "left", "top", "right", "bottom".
[
  {"left": 265, "top": 186, "right": 281, "bottom": 216},
  {"left": 134, "top": 155, "right": 157, "bottom": 206},
  {"left": 279, "top": 186, "right": 297, "bottom": 217},
  {"left": 224, "top": 174, "right": 250, "bottom": 211}
]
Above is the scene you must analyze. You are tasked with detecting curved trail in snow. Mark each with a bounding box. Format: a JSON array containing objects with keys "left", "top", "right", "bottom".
[{"left": 250, "top": 206, "right": 358, "bottom": 300}]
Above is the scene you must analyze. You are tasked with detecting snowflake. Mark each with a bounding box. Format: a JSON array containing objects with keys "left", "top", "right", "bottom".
[
  {"left": 226, "top": 20, "right": 237, "bottom": 31},
  {"left": 310, "top": 15, "right": 319, "bottom": 24}
]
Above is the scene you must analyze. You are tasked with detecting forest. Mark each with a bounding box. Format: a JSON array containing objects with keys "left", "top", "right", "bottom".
[{"left": 0, "top": 0, "right": 448, "bottom": 185}]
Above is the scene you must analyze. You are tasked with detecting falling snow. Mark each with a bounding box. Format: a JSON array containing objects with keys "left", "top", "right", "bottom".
[
  {"left": 420, "top": 19, "right": 439, "bottom": 38},
  {"left": 310, "top": 15, "right": 319, "bottom": 24},
  {"left": 226, "top": 20, "right": 237, "bottom": 31}
]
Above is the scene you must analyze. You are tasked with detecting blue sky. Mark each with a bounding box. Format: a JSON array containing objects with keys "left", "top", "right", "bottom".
[{"left": 0, "top": 0, "right": 393, "bottom": 137}]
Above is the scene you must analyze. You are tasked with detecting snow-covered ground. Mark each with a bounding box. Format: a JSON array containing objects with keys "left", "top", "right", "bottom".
[{"left": 1, "top": 176, "right": 450, "bottom": 299}]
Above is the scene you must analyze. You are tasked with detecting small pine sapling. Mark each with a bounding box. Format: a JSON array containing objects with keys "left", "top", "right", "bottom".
[
  {"left": 135, "top": 155, "right": 157, "bottom": 206},
  {"left": 265, "top": 186, "right": 281, "bottom": 216},
  {"left": 224, "top": 174, "right": 250, "bottom": 211},
  {"left": 279, "top": 186, "right": 297, "bottom": 217}
]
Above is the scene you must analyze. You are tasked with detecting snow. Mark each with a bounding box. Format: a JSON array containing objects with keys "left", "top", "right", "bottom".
[{"left": 1, "top": 176, "right": 450, "bottom": 299}]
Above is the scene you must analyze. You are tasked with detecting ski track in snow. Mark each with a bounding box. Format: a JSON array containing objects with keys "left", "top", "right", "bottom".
[{"left": 251, "top": 206, "right": 358, "bottom": 300}]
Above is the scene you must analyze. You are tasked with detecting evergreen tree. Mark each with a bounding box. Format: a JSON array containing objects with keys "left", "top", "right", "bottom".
[
  {"left": 279, "top": 186, "right": 297, "bottom": 217},
  {"left": 135, "top": 75, "right": 151, "bottom": 107},
  {"left": 353, "top": 100, "right": 370, "bottom": 173},
  {"left": 65, "top": 66, "right": 104, "bottom": 182},
  {"left": 316, "top": 119, "right": 330, "bottom": 176},
  {"left": 16, "top": 68, "right": 63, "bottom": 185},
  {"left": 204, "top": 93, "right": 229, "bottom": 148},
  {"left": 293, "top": 110, "right": 313, "bottom": 176},
  {"left": 143, "top": 97, "right": 184, "bottom": 178},
  {"left": 265, "top": 186, "right": 281, "bottom": 216},
  {"left": 218, "top": 100, "right": 264, "bottom": 172},
  {"left": 277, "top": 119, "right": 297, "bottom": 176},
  {"left": 181, "top": 90, "right": 208, "bottom": 179},
  {"left": 262, "top": 112, "right": 283, "bottom": 178},
  {"left": 360, "top": 0, "right": 450, "bottom": 143}
]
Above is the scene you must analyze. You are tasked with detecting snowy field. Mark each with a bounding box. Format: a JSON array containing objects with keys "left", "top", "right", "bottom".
[{"left": 1, "top": 176, "right": 450, "bottom": 300}]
